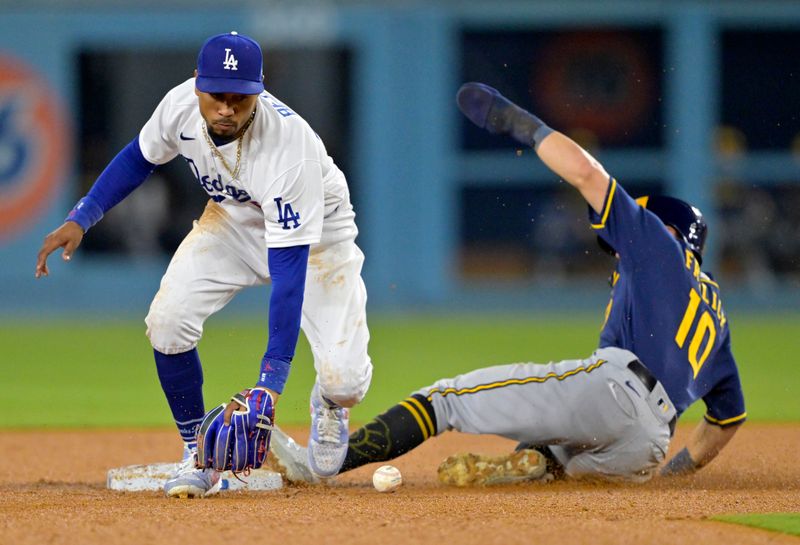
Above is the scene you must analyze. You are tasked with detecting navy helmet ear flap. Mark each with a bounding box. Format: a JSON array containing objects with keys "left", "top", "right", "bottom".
[{"left": 638, "top": 195, "right": 708, "bottom": 264}]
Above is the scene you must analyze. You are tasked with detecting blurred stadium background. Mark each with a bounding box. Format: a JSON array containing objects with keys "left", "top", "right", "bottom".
[{"left": 1, "top": 0, "right": 798, "bottom": 426}]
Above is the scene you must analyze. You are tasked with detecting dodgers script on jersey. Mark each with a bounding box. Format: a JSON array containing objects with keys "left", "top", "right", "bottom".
[
  {"left": 138, "top": 79, "right": 356, "bottom": 266},
  {"left": 590, "top": 180, "right": 746, "bottom": 425}
]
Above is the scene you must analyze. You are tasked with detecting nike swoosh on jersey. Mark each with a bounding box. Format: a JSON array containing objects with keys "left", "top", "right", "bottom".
[
  {"left": 624, "top": 380, "right": 641, "bottom": 397},
  {"left": 180, "top": 132, "right": 195, "bottom": 140}
]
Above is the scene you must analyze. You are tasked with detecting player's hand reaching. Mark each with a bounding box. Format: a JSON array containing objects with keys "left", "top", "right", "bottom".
[
  {"left": 197, "top": 387, "right": 277, "bottom": 472},
  {"left": 221, "top": 386, "right": 279, "bottom": 426},
  {"left": 35, "top": 221, "right": 84, "bottom": 278}
]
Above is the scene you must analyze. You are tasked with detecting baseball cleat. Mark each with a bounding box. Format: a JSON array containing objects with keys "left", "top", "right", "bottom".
[
  {"left": 307, "top": 383, "right": 350, "bottom": 478},
  {"left": 456, "top": 82, "right": 540, "bottom": 147},
  {"left": 437, "top": 448, "right": 547, "bottom": 487},
  {"left": 163, "top": 446, "right": 222, "bottom": 499},
  {"left": 269, "top": 425, "right": 320, "bottom": 484}
]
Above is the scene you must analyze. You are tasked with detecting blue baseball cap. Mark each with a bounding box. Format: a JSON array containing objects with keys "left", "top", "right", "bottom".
[{"left": 196, "top": 31, "right": 264, "bottom": 95}]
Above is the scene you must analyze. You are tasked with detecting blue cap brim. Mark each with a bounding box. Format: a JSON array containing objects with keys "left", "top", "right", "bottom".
[{"left": 195, "top": 76, "right": 264, "bottom": 95}]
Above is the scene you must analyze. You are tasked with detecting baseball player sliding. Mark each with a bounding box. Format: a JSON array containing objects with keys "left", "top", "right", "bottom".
[
  {"left": 273, "top": 83, "right": 746, "bottom": 484},
  {"left": 35, "top": 32, "right": 372, "bottom": 497}
]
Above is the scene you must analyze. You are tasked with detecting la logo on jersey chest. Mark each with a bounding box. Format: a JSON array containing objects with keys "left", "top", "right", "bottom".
[{"left": 223, "top": 48, "right": 238, "bottom": 71}]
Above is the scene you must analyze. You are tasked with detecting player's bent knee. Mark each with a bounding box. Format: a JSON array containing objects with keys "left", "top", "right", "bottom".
[
  {"left": 145, "top": 302, "right": 203, "bottom": 355},
  {"left": 563, "top": 440, "right": 663, "bottom": 483},
  {"left": 318, "top": 381, "right": 369, "bottom": 408},
  {"left": 317, "top": 362, "right": 372, "bottom": 408}
]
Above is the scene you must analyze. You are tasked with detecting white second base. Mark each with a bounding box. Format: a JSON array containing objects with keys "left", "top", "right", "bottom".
[{"left": 107, "top": 463, "right": 283, "bottom": 492}]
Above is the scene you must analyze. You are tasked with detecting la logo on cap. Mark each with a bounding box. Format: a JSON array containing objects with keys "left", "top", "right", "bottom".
[
  {"left": 196, "top": 31, "right": 264, "bottom": 95},
  {"left": 222, "top": 31, "right": 240, "bottom": 71},
  {"left": 223, "top": 48, "right": 238, "bottom": 71}
]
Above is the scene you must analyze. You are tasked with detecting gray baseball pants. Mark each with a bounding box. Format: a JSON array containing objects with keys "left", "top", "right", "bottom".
[{"left": 418, "top": 347, "right": 676, "bottom": 482}]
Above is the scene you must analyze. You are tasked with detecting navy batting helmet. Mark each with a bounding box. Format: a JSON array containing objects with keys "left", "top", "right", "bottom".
[{"left": 597, "top": 195, "right": 708, "bottom": 263}]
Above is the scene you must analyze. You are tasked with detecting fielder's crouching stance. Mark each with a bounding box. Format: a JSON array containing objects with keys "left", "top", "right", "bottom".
[
  {"left": 274, "top": 83, "right": 746, "bottom": 485},
  {"left": 36, "top": 32, "right": 372, "bottom": 497}
]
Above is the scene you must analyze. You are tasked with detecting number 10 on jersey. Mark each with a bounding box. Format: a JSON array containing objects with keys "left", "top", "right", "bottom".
[{"left": 675, "top": 287, "right": 717, "bottom": 378}]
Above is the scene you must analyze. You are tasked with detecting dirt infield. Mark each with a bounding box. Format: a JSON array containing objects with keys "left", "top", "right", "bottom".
[{"left": 1, "top": 423, "right": 798, "bottom": 545}]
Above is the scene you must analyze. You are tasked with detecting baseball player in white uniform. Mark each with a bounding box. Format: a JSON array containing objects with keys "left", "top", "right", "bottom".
[{"left": 35, "top": 32, "right": 373, "bottom": 497}]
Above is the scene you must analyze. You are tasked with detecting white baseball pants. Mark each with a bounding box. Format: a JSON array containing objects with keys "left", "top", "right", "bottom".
[{"left": 145, "top": 200, "right": 373, "bottom": 407}]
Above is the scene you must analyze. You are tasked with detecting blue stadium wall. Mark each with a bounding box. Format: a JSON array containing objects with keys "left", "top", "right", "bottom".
[{"left": 1, "top": 1, "right": 798, "bottom": 317}]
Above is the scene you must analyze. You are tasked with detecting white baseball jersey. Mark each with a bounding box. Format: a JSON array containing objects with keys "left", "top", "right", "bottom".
[
  {"left": 138, "top": 78, "right": 357, "bottom": 257},
  {"left": 141, "top": 78, "right": 373, "bottom": 404}
]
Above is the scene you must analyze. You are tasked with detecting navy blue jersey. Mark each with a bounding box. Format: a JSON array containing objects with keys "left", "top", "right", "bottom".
[{"left": 589, "top": 179, "right": 746, "bottom": 425}]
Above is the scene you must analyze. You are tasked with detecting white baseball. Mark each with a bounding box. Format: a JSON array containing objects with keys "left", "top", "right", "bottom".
[{"left": 372, "top": 465, "right": 402, "bottom": 492}]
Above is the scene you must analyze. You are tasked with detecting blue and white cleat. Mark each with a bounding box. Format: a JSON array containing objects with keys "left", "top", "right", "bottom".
[
  {"left": 456, "top": 82, "right": 542, "bottom": 147},
  {"left": 163, "top": 446, "right": 221, "bottom": 499},
  {"left": 307, "top": 383, "right": 350, "bottom": 478}
]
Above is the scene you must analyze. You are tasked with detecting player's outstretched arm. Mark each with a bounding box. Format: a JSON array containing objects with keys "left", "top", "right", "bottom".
[
  {"left": 660, "top": 419, "right": 742, "bottom": 477},
  {"left": 34, "top": 137, "right": 156, "bottom": 279},
  {"left": 35, "top": 221, "right": 84, "bottom": 278},
  {"left": 535, "top": 132, "right": 611, "bottom": 214},
  {"left": 456, "top": 82, "right": 610, "bottom": 214}
]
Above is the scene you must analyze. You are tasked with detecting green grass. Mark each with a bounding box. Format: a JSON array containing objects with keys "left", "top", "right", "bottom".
[
  {"left": 0, "top": 313, "right": 798, "bottom": 427},
  {"left": 714, "top": 513, "right": 800, "bottom": 537}
]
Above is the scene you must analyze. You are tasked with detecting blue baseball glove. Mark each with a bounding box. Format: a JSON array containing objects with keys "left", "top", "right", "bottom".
[{"left": 196, "top": 388, "right": 275, "bottom": 472}]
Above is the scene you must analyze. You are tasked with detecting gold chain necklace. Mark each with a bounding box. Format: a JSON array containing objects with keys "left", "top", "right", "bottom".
[{"left": 202, "top": 110, "right": 256, "bottom": 180}]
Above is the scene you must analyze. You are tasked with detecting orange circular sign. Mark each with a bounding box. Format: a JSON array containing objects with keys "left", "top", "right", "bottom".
[
  {"left": 533, "top": 31, "right": 655, "bottom": 144},
  {"left": 0, "top": 55, "right": 70, "bottom": 240}
]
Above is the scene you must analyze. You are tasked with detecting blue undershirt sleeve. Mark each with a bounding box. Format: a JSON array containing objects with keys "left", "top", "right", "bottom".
[
  {"left": 257, "top": 244, "right": 310, "bottom": 393},
  {"left": 66, "top": 135, "right": 156, "bottom": 231}
]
